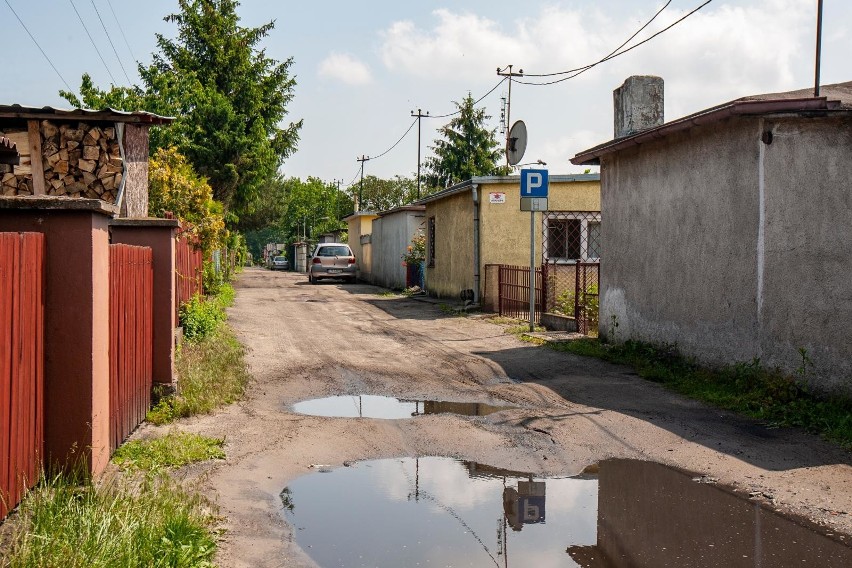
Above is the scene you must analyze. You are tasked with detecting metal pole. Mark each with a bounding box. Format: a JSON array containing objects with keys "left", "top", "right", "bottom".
[
  {"left": 529, "top": 210, "right": 535, "bottom": 332},
  {"left": 411, "top": 109, "right": 428, "bottom": 199},
  {"left": 814, "top": 0, "right": 824, "bottom": 97},
  {"left": 506, "top": 68, "right": 513, "bottom": 168},
  {"left": 417, "top": 113, "right": 421, "bottom": 199},
  {"left": 497, "top": 65, "right": 524, "bottom": 168},
  {"left": 357, "top": 155, "right": 368, "bottom": 211}
]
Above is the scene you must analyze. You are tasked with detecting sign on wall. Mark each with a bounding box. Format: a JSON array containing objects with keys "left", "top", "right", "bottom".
[{"left": 489, "top": 192, "right": 506, "bottom": 204}]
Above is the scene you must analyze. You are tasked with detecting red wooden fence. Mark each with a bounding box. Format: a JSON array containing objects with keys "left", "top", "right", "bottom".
[
  {"left": 175, "top": 236, "right": 203, "bottom": 319},
  {"left": 109, "top": 244, "right": 153, "bottom": 452},
  {"left": 1, "top": 232, "right": 44, "bottom": 520}
]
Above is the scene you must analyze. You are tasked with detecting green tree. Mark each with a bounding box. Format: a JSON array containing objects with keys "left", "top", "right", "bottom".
[
  {"left": 423, "top": 93, "right": 509, "bottom": 189},
  {"left": 148, "top": 146, "right": 225, "bottom": 255},
  {"left": 60, "top": 0, "right": 302, "bottom": 226},
  {"left": 280, "top": 177, "right": 349, "bottom": 242},
  {"left": 357, "top": 175, "right": 419, "bottom": 211}
]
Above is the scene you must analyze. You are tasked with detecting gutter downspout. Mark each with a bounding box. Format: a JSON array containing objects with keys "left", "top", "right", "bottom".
[{"left": 472, "top": 183, "right": 481, "bottom": 304}]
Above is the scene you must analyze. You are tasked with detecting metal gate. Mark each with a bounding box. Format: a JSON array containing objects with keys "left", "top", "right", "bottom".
[{"left": 497, "top": 264, "right": 546, "bottom": 321}]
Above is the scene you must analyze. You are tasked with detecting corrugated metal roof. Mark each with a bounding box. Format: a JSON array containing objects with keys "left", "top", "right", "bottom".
[
  {"left": 572, "top": 81, "right": 852, "bottom": 165},
  {"left": 412, "top": 173, "right": 601, "bottom": 205},
  {"left": 0, "top": 104, "right": 174, "bottom": 125}
]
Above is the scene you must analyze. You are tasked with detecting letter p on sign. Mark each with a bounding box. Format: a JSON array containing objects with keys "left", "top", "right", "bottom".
[{"left": 521, "top": 169, "right": 548, "bottom": 198}]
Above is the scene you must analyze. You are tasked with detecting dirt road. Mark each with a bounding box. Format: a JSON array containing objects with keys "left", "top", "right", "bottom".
[{"left": 165, "top": 268, "right": 851, "bottom": 566}]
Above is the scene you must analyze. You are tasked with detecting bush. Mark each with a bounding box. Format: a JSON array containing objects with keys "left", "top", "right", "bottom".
[{"left": 179, "top": 295, "right": 224, "bottom": 343}]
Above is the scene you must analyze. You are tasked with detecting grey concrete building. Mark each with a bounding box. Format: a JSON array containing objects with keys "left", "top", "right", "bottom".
[
  {"left": 370, "top": 205, "right": 425, "bottom": 290},
  {"left": 572, "top": 77, "right": 852, "bottom": 394}
]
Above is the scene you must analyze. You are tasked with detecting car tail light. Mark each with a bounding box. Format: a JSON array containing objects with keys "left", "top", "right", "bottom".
[
  {"left": 348, "top": 257, "right": 356, "bottom": 265},
  {"left": 312, "top": 257, "right": 322, "bottom": 264}
]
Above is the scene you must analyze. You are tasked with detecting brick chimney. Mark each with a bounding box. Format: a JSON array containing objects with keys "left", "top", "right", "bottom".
[{"left": 613, "top": 76, "right": 664, "bottom": 138}]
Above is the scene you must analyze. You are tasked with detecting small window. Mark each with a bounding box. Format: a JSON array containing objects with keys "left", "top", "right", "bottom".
[
  {"left": 547, "top": 219, "right": 582, "bottom": 260},
  {"left": 427, "top": 216, "right": 436, "bottom": 267},
  {"left": 587, "top": 221, "right": 601, "bottom": 260},
  {"left": 317, "top": 246, "right": 351, "bottom": 257}
]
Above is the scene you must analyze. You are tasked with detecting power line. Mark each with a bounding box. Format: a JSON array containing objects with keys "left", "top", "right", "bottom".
[
  {"left": 523, "top": 1, "right": 672, "bottom": 78},
  {"left": 3, "top": 0, "right": 74, "bottom": 93},
  {"left": 517, "top": 0, "right": 713, "bottom": 86},
  {"left": 429, "top": 77, "right": 507, "bottom": 119},
  {"left": 105, "top": 0, "right": 137, "bottom": 64},
  {"left": 368, "top": 117, "right": 418, "bottom": 161},
  {"left": 91, "top": 0, "right": 131, "bottom": 83},
  {"left": 69, "top": 0, "right": 118, "bottom": 85}
]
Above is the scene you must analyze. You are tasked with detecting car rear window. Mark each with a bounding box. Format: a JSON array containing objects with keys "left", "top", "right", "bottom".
[
  {"left": 317, "top": 246, "right": 351, "bottom": 257},
  {"left": 274, "top": 256, "right": 286, "bottom": 261}
]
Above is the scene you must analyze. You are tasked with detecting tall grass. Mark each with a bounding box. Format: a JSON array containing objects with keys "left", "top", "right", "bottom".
[
  {"left": 3, "top": 474, "right": 217, "bottom": 567},
  {"left": 148, "top": 323, "right": 249, "bottom": 425}
]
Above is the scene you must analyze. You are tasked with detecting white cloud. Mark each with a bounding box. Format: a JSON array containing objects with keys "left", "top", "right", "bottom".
[
  {"left": 318, "top": 52, "right": 372, "bottom": 85},
  {"left": 380, "top": 1, "right": 814, "bottom": 115},
  {"left": 380, "top": 9, "right": 538, "bottom": 80}
]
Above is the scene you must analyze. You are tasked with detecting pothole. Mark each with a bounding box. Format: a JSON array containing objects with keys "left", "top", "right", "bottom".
[
  {"left": 291, "top": 395, "right": 514, "bottom": 419},
  {"left": 281, "top": 457, "right": 852, "bottom": 567}
]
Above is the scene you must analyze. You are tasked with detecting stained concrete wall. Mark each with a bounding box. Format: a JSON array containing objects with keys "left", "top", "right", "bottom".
[
  {"left": 371, "top": 208, "right": 425, "bottom": 289},
  {"left": 600, "top": 115, "right": 852, "bottom": 394}
]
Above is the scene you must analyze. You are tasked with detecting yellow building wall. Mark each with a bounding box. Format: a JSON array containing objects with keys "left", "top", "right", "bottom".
[
  {"left": 479, "top": 179, "right": 600, "bottom": 272},
  {"left": 424, "top": 191, "right": 474, "bottom": 299},
  {"left": 425, "top": 179, "right": 600, "bottom": 299},
  {"left": 346, "top": 213, "right": 378, "bottom": 279}
]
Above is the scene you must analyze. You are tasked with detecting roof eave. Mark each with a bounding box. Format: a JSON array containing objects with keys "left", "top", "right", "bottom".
[{"left": 571, "top": 97, "right": 841, "bottom": 165}]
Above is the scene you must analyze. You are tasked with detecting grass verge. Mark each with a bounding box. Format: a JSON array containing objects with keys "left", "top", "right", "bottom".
[
  {"left": 549, "top": 337, "right": 852, "bottom": 449},
  {"left": 2, "top": 473, "right": 217, "bottom": 567},
  {"left": 113, "top": 431, "right": 225, "bottom": 473},
  {"left": 148, "top": 323, "right": 250, "bottom": 425}
]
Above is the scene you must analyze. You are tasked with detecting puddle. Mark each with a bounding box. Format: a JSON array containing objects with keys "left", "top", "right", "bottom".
[
  {"left": 291, "top": 395, "right": 513, "bottom": 419},
  {"left": 282, "top": 457, "right": 852, "bottom": 568}
]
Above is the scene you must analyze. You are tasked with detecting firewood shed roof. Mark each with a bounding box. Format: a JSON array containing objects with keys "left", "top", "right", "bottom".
[{"left": 0, "top": 104, "right": 174, "bottom": 125}]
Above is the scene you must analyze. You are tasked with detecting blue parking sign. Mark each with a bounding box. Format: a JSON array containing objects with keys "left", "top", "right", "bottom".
[{"left": 520, "top": 169, "right": 548, "bottom": 198}]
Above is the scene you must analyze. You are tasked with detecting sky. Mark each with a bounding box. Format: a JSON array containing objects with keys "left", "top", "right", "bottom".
[{"left": 1, "top": 1, "right": 850, "bottom": 193}]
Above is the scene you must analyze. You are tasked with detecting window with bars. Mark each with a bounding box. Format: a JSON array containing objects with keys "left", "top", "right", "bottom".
[{"left": 543, "top": 212, "right": 601, "bottom": 263}]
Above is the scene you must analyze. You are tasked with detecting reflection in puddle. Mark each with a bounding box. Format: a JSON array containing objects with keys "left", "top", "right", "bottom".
[
  {"left": 283, "top": 458, "right": 852, "bottom": 568},
  {"left": 284, "top": 456, "right": 595, "bottom": 567},
  {"left": 569, "top": 459, "right": 852, "bottom": 567},
  {"left": 291, "top": 395, "right": 513, "bottom": 419}
]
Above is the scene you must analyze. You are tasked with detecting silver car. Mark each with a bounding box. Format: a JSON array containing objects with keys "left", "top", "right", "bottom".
[
  {"left": 271, "top": 255, "right": 289, "bottom": 270},
  {"left": 308, "top": 243, "right": 357, "bottom": 284}
]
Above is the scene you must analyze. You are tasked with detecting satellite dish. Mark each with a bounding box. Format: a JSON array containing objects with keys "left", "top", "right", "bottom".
[{"left": 506, "top": 120, "right": 527, "bottom": 166}]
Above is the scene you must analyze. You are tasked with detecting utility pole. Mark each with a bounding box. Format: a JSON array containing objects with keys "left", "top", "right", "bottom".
[
  {"left": 497, "top": 64, "right": 524, "bottom": 167},
  {"left": 356, "top": 155, "right": 369, "bottom": 211},
  {"left": 410, "top": 108, "right": 429, "bottom": 199},
  {"left": 814, "top": 0, "right": 824, "bottom": 97}
]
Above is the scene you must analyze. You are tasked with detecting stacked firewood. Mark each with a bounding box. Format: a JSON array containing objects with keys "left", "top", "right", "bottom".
[{"left": 0, "top": 121, "right": 123, "bottom": 202}]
